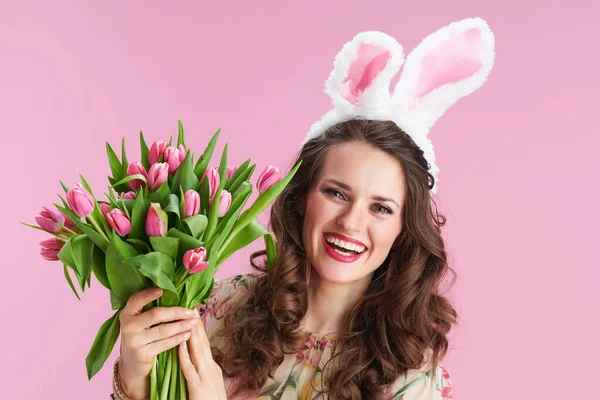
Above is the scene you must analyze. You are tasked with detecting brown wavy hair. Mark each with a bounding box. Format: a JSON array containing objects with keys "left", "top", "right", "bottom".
[{"left": 210, "top": 119, "right": 458, "bottom": 399}]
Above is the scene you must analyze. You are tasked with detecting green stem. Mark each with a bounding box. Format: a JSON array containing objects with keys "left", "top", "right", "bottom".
[
  {"left": 169, "top": 349, "right": 179, "bottom": 399},
  {"left": 87, "top": 214, "right": 109, "bottom": 242},
  {"left": 175, "top": 270, "right": 189, "bottom": 291},
  {"left": 160, "top": 350, "right": 172, "bottom": 400},
  {"left": 61, "top": 226, "right": 78, "bottom": 236}
]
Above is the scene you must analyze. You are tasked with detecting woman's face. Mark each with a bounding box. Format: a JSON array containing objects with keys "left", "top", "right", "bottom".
[{"left": 301, "top": 141, "right": 405, "bottom": 286}]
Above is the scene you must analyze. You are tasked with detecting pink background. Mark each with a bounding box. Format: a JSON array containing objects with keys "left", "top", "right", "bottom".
[{"left": 2, "top": 1, "right": 598, "bottom": 399}]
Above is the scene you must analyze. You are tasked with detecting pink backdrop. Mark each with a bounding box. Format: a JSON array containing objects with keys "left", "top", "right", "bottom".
[{"left": 2, "top": 1, "right": 598, "bottom": 399}]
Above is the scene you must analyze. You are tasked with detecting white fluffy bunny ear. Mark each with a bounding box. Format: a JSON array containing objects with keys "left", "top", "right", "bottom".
[
  {"left": 392, "top": 17, "right": 495, "bottom": 134},
  {"left": 324, "top": 31, "right": 405, "bottom": 115}
]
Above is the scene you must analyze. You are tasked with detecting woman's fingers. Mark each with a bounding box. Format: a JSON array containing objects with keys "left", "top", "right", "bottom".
[
  {"left": 140, "top": 317, "right": 199, "bottom": 345},
  {"left": 188, "top": 311, "right": 214, "bottom": 378},
  {"left": 179, "top": 341, "right": 200, "bottom": 387},
  {"left": 144, "top": 330, "right": 191, "bottom": 356},
  {"left": 121, "top": 287, "right": 163, "bottom": 320},
  {"left": 136, "top": 306, "right": 197, "bottom": 331}
]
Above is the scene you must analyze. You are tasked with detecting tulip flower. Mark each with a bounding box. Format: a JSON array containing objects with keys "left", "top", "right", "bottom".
[
  {"left": 201, "top": 167, "right": 220, "bottom": 201},
  {"left": 227, "top": 165, "right": 237, "bottom": 180},
  {"left": 183, "top": 190, "right": 200, "bottom": 217},
  {"left": 257, "top": 165, "right": 283, "bottom": 194},
  {"left": 39, "top": 238, "right": 64, "bottom": 261},
  {"left": 126, "top": 161, "right": 148, "bottom": 191},
  {"left": 164, "top": 145, "right": 187, "bottom": 174},
  {"left": 147, "top": 163, "right": 169, "bottom": 191},
  {"left": 35, "top": 206, "right": 65, "bottom": 233},
  {"left": 214, "top": 190, "right": 231, "bottom": 217},
  {"left": 149, "top": 140, "right": 168, "bottom": 165},
  {"left": 121, "top": 191, "right": 137, "bottom": 200},
  {"left": 99, "top": 203, "right": 111, "bottom": 220},
  {"left": 106, "top": 209, "right": 131, "bottom": 237},
  {"left": 183, "top": 247, "right": 209, "bottom": 274},
  {"left": 66, "top": 183, "right": 95, "bottom": 218},
  {"left": 145, "top": 202, "right": 168, "bottom": 237}
]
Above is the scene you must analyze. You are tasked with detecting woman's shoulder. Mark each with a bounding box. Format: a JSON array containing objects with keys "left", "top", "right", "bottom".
[{"left": 386, "top": 351, "right": 454, "bottom": 399}]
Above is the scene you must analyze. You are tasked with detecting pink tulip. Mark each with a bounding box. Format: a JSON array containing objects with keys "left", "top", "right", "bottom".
[
  {"left": 149, "top": 140, "right": 168, "bottom": 165},
  {"left": 121, "top": 191, "right": 137, "bottom": 200},
  {"left": 66, "top": 183, "right": 95, "bottom": 218},
  {"left": 126, "top": 161, "right": 148, "bottom": 191},
  {"left": 183, "top": 247, "right": 209, "bottom": 274},
  {"left": 227, "top": 165, "right": 237, "bottom": 180},
  {"left": 35, "top": 206, "right": 65, "bottom": 233},
  {"left": 145, "top": 202, "right": 168, "bottom": 237},
  {"left": 257, "top": 165, "right": 283, "bottom": 194},
  {"left": 215, "top": 190, "right": 231, "bottom": 217},
  {"left": 164, "top": 145, "right": 187, "bottom": 174},
  {"left": 147, "top": 163, "right": 169, "bottom": 191},
  {"left": 106, "top": 209, "right": 131, "bottom": 237},
  {"left": 183, "top": 190, "right": 200, "bottom": 218},
  {"left": 99, "top": 203, "right": 111, "bottom": 220},
  {"left": 39, "top": 238, "right": 64, "bottom": 261},
  {"left": 201, "top": 167, "right": 220, "bottom": 200}
]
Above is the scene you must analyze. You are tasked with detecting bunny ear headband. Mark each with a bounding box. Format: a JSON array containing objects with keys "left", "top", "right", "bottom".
[{"left": 301, "top": 17, "right": 496, "bottom": 195}]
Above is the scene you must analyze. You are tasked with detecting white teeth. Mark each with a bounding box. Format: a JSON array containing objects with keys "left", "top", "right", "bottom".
[
  {"left": 334, "top": 248, "right": 352, "bottom": 256},
  {"left": 325, "top": 234, "right": 365, "bottom": 253}
]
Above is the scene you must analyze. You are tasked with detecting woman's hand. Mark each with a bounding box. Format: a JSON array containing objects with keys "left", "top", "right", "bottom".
[
  {"left": 118, "top": 287, "right": 200, "bottom": 399},
  {"left": 179, "top": 308, "right": 228, "bottom": 400}
]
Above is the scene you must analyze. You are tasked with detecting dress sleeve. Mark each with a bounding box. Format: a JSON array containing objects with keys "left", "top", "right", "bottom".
[
  {"left": 388, "top": 363, "right": 454, "bottom": 400},
  {"left": 194, "top": 273, "right": 253, "bottom": 341}
]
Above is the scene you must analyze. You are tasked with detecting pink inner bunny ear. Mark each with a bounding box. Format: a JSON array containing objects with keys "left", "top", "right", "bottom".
[
  {"left": 340, "top": 43, "right": 391, "bottom": 104},
  {"left": 414, "top": 28, "right": 484, "bottom": 100}
]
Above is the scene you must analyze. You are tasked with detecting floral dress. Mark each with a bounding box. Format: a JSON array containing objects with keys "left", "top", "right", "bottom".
[{"left": 196, "top": 273, "right": 454, "bottom": 400}]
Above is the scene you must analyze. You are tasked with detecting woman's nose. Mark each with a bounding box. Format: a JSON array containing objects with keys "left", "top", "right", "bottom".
[{"left": 336, "top": 203, "right": 366, "bottom": 232}]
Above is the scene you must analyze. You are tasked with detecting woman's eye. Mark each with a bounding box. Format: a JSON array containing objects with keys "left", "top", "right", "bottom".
[
  {"left": 325, "top": 188, "right": 345, "bottom": 199},
  {"left": 373, "top": 205, "right": 393, "bottom": 215}
]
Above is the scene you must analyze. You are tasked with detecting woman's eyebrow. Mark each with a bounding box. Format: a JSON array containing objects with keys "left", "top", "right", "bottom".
[{"left": 323, "top": 178, "right": 399, "bottom": 208}]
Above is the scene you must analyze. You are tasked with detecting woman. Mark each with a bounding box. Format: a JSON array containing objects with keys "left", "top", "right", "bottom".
[{"left": 112, "top": 17, "right": 494, "bottom": 400}]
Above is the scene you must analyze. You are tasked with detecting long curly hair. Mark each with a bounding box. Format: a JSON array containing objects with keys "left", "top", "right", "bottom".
[{"left": 210, "top": 119, "right": 458, "bottom": 399}]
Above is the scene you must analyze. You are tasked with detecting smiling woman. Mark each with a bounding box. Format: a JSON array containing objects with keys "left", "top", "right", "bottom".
[{"left": 200, "top": 118, "right": 458, "bottom": 399}]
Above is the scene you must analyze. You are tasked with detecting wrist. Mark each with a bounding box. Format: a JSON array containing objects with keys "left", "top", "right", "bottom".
[{"left": 114, "top": 357, "right": 150, "bottom": 400}]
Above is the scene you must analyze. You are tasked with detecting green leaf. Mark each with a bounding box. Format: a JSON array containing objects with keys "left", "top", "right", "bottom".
[
  {"left": 218, "top": 143, "right": 228, "bottom": 184},
  {"left": 225, "top": 158, "right": 250, "bottom": 192},
  {"left": 171, "top": 151, "right": 198, "bottom": 195},
  {"left": 140, "top": 131, "right": 150, "bottom": 170},
  {"left": 199, "top": 170, "right": 210, "bottom": 216},
  {"left": 264, "top": 233, "right": 277, "bottom": 275},
  {"left": 127, "top": 238, "right": 151, "bottom": 254},
  {"left": 202, "top": 178, "right": 224, "bottom": 244},
  {"left": 55, "top": 202, "right": 108, "bottom": 252},
  {"left": 106, "top": 141, "right": 123, "bottom": 180},
  {"left": 167, "top": 228, "right": 203, "bottom": 263},
  {"left": 110, "top": 174, "right": 147, "bottom": 189},
  {"left": 187, "top": 277, "right": 215, "bottom": 308},
  {"left": 147, "top": 181, "right": 171, "bottom": 203},
  {"left": 105, "top": 231, "right": 148, "bottom": 302},
  {"left": 126, "top": 252, "right": 178, "bottom": 298},
  {"left": 160, "top": 194, "right": 181, "bottom": 225},
  {"left": 63, "top": 264, "right": 81, "bottom": 300},
  {"left": 121, "top": 137, "right": 129, "bottom": 178},
  {"left": 228, "top": 163, "right": 256, "bottom": 196},
  {"left": 149, "top": 236, "right": 180, "bottom": 262},
  {"left": 60, "top": 181, "right": 70, "bottom": 193},
  {"left": 71, "top": 235, "right": 98, "bottom": 290},
  {"left": 193, "top": 128, "right": 220, "bottom": 178},
  {"left": 129, "top": 190, "right": 148, "bottom": 241},
  {"left": 177, "top": 120, "right": 185, "bottom": 148},
  {"left": 110, "top": 290, "right": 125, "bottom": 310},
  {"left": 215, "top": 182, "right": 252, "bottom": 238},
  {"left": 181, "top": 214, "right": 208, "bottom": 240},
  {"left": 216, "top": 220, "right": 269, "bottom": 267},
  {"left": 85, "top": 309, "right": 121, "bottom": 380}
]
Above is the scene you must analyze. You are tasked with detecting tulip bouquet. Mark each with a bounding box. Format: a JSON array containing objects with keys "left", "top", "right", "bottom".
[{"left": 22, "top": 121, "right": 301, "bottom": 399}]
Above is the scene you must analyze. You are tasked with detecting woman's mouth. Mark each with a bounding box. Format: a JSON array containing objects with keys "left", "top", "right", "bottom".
[{"left": 322, "top": 233, "right": 367, "bottom": 263}]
